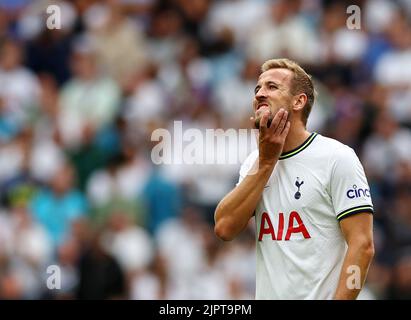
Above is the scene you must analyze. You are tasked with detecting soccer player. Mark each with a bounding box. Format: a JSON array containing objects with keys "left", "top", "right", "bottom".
[{"left": 214, "top": 58, "right": 374, "bottom": 300}]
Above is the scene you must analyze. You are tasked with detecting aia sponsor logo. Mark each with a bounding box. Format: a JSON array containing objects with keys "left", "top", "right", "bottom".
[
  {"left": 258, "top": 211, "right": 311, "bottom": 241},
  {"left": 346, "top": 185, "right": 370, "bottom": 199}
]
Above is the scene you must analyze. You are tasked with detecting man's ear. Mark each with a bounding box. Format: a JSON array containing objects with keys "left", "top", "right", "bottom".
[{"left": 292, "top": 93, "right": 307, "bottom": 112}]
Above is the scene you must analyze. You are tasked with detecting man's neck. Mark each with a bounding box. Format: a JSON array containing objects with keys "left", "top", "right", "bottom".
[{"left": 282, "top": 122, "right": 311, "bottom": 154}]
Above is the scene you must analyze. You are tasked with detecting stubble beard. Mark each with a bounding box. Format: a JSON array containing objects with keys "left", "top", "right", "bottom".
[{"left": 254, "top": 113, "right": 274, "bottom": 129}]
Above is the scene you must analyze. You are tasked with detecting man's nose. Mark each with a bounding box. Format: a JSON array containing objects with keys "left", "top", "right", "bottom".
[{"left": 255, "top": 87, "right": 267, "bottom": 100}]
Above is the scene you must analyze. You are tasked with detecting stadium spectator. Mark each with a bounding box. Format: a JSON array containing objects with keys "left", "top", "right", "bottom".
[{"left": 30, "top": 162, "right": 88, "bottom": 248}]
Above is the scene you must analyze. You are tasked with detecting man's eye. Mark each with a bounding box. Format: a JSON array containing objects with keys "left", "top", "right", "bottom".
[{"left": 269, "top": 85, "right": 277, "bottom": 90}]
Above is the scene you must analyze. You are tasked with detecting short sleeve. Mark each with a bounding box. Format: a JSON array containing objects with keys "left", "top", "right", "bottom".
[
  {"left": 237, "top": 150, "right": 259, "bottom": 186},
  {"left": 330, "top": 147, "right": 374, "bottom": 221}
]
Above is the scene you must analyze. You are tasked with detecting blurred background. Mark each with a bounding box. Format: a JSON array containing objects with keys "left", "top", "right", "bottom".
[{"left": 0, "top": 0, "right": 410, "bottom": 300}]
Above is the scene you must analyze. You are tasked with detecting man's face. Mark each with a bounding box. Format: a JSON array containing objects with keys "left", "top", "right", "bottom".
[{"left": 253, "top": 68, "right": 294, "bottom": 128}]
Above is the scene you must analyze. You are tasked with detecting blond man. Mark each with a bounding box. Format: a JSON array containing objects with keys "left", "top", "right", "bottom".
[{"left": 214, "top": 59, "right": 374, "bottom": 300}]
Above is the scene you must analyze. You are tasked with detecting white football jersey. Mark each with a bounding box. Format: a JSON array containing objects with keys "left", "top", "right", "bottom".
[{"left": 237, "top": 132, "right": 374, "bottom": 300}]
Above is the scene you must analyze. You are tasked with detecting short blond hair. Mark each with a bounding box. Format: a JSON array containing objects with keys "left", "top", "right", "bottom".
[{"left": 261, "top": 58, "right": 315, "bottom": 125}]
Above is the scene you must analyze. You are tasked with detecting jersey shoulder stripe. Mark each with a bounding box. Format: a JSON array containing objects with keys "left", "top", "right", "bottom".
[{"left": 336, "top": 205, "right": 374, "bottom": 221}]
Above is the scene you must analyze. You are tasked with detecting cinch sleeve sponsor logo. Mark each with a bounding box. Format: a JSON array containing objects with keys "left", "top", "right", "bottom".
[
  {"left": 258, "top": 211, "right": 311, "bottom": 241},
  {"left": 346, "top": 185, "right": 370, "bottom": 199}
]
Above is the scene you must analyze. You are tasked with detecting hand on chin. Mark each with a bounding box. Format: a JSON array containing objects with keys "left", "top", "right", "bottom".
[{"left": 254, "top": 109, "right": 273, "bottom": 129}]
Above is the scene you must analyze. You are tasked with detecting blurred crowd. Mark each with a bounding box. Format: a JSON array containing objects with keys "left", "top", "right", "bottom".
[{"left": 0, "top": 0, "right": 410, "bottom": 300}]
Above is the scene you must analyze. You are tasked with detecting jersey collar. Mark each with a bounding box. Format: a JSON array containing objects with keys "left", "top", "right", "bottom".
[{"left": 279, "top": 132, "right": 318, "bottom": 160}]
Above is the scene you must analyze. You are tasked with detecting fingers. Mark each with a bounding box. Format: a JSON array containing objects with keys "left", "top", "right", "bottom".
[
  {"left": 274, "top": 109, "right": 288, "bottom": 135},
  {"left": 267, "top": 108, "right": 286, "bottom": 134},
  {"left": 259, "top": 111, "right": 269, "bottom": 132},
  {"left": 257, "top": 108, "right": 290, "bottom": 136}
]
